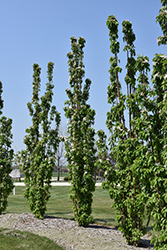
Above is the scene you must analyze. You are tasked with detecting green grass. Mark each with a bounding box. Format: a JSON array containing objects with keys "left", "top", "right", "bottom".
[
  {"left": 0, "top": 228, "right": 64, "bottom": 250},
  {"left": 91, "top": 187, "right": 116, "bottom": 226},
  {"left": 6, "top": 186, "right": 154, "bottom": 231},
  {"left": 6, "top": 186, "right": 116, "bottom": 226},
  {"left": 52, "top": 172, "right": 68, "bottom": 178}
]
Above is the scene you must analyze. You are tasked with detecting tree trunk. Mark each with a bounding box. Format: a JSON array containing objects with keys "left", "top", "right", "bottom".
[{"left": 57, "top": 157, "right": 60, "bottom": 181}]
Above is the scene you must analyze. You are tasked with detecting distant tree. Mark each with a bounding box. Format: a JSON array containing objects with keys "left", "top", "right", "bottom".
[
  {"left": 13, "top": 151, "right": 22, "bottom": 169},
  {"left": 0, "top": 81, "right": 14, "bottom": 214},
  {"left": 55, "top": 125, "right": 67, "bottom": 181},
  {"left": 12, "top": 151, "right": 24, "bottom": 181},
  {"left": 22, "top": 62, "right": 60, "bottom": 219}
]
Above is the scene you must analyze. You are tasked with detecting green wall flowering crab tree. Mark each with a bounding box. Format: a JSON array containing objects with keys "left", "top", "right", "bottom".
[
  {"left": 131, "top": 1, "right": 167, "bottom": 248},
  {"left": 22, "top": 62, "right": 60, "bottom": 219},
  {"left": 147, "top": 0, "right": 167, "bottom": 248},
  {"left": 0, "top": 81, "right": 14, "bottom": 214},
  {"left": 96, "top": 0, "right": 167, "bottom": 248},
  {"left": 96, "top": 16, "right": 150, "bottom": 246},
  {"left": 64, "top": 36, "right": 96, "bottom": 227}
]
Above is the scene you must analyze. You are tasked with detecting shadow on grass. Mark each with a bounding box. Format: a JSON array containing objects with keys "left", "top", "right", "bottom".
[
  {"left": 44, "top": 213, "right": 75, "bottom": 221},
  {"left": 89, "top": 223, "right": 117, "bottom": 230},
  {"left": 93, "top": 218, "right": 117, "bottom": 226}
]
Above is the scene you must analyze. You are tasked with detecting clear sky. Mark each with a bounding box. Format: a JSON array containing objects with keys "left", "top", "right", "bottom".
[{"left": 0, "top": 0, "right": 165, "bottom": 152}]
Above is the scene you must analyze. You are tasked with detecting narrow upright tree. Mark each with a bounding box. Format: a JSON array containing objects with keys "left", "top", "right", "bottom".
[
  {"left": 97, "top": 1, "right": 167, "bottom": 247},
  {"left": 0, "top": 81, "right": 14, "bottom": 214},
  {"left": 22, "top": 62, "right": 60, "bottom": 219},
  {"left": 147, "top": 0, "right": 167, "bottom": 248},
  {"left": 96, "top": 17, "right": 151, "bottom": 246},
  {"left": 64, "top": 36, "right": 96, "bottom": 227}
]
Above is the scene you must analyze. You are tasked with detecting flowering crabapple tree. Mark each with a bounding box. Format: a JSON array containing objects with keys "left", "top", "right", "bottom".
[
  {"left": 0, "top": 81, "right": 14, "bottom": 214},
  {"left": 146, "top": 0, "right": 167, "bottom": 248},
  {"left": 96, "top": 16, "right": 150, "bottom": 246},
  {"left": 64, "top": 36, "right": 96, "bottom": 227},
  {"left": 22, "top": 62, "right": 60, "bottom": 219},
  {"left": 131, "top": 1, "right": 167, "bottom": 248},
  {"left": 96, "top": 0, "right": 167, "bottom": 248}
]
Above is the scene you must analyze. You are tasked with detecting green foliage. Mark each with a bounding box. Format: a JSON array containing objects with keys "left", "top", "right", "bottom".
[
  {"left": 0, "top": 81, "right": 14, "bottom": 214},
  {"left": 63, "top": 176, "right": 71, "bottom": 181},
  {"left": 147, "top": 53, "right": 167, "bottom": 249},
  {"left": 156, "top": 0, "right": 167, "bottom": 45},
  {"left": 64, "top": 36, "right": 96, "bottom": 227},
  {"left": 13, "top": 151, "right": 24, "bottom": 176},
  {"left": 96, "top": 2, "right": 167, "bottom": 248},
  {"left": 144, "top": 1, "right": 167, "bottom": 248},
  {"left": 22, "top": 62, "right": 60, "bottom": 219},
  {"left": 96, "top": 16, "right": 152, "bottom": 246}
]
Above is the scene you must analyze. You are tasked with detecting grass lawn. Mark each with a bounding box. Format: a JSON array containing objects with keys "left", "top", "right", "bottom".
[
  {"left": 0, "top": 228, "right": 64, "bottom": 250},
  {"left": 6, "top": 186, "right": 153, "bottom": 232},
  {"left": 6, "top": 186, "right": 116, "bottom": 226},
  {"left": 52, "top": 172, "right": 69, "bottom": 178}
]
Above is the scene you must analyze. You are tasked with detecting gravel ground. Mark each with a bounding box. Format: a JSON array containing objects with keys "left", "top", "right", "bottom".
[{"left": 0, "top": 213, "right": 154, "bottom": 250}]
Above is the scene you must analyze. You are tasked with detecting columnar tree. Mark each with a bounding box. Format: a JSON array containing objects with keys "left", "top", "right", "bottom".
[
  {"left": 96, "top": 16, "right": 150, "bottom": 246},
  {"left": 96, "top": 0, "right": 167, "bottom": 248},
  {"left": 64, "top": 36, "right": 96, "bottom": 227},
  {"left": 133, "top": 1, "right": 167, "bottom": 248},
  {"left": 0, "top": 81, "right": 14, "bottom": 214},
  {"left": 147, "top": 0, "right": 167, "bottom": 248},
  {"left": 22, "top": 62, "right": 60, "bottom": 219}
]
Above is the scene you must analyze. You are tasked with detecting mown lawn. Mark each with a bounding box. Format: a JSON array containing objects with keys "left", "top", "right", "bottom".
[
  {"left": 6, "top": 186, "right": 153, "bottom": 231},
  {"left": 0, "top": 228, "right": 64, "bottom": 250},
  {"left": 6, "top": 186, "right": 116, "bottom": 226}
]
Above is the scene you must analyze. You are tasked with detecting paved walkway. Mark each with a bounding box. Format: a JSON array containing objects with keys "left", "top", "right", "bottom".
[{"left": 14, "top": 182, "right": 102, "bottom": 187}]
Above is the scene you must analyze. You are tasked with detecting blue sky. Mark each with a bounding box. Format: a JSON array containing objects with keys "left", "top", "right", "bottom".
[{"left": 0, "top": 0, "right": 165, "bottom": 152}]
